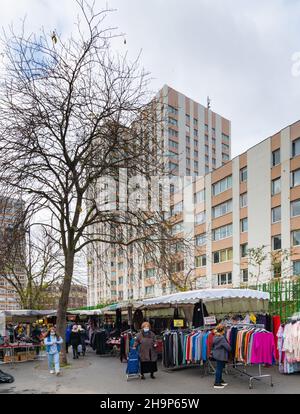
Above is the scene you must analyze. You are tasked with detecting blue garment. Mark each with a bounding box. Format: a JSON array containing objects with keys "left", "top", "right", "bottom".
[
  {"left": 66, "top": 326, "right": 72, "bottom": 343},
  {"left": 192, "top": 334, "right": 198, "bottom": 361},
  {"left": 45, "top": 336, "right": 63, "bottom": 354},
  {"left": 215, "top": 360, "right": 225, "bottom": 384},
  {"left": 202, "top": 332, "right": 209, "bottom": 361},
  {"left": 48, "top": 352, "right": 60, "bottom": 373}
]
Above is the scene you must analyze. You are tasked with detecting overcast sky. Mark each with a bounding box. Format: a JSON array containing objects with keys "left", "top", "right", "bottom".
[{"left": 1, "top": 0, "right": 300, "bottom": 157}]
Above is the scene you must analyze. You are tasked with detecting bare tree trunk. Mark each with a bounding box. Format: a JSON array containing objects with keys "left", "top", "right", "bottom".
[{"left": 56, "top": 251, "right": 74, "bottom": 365}]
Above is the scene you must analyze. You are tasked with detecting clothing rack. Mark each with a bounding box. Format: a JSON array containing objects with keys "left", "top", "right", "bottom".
[{"left": 225, "top": 324, "right": 274, "bottom": 389}]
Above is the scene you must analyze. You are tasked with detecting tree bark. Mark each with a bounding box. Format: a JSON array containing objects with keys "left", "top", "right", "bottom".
[{"left": 56, "top": 250, "right": 75, "bottom": 365}]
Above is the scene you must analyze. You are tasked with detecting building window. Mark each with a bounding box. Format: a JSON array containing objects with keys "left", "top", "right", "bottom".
[
  {"left": 292, "top": 230, "right": 300, "bottom": 246},
  {"left": 171, "top": 201, "right": 183, "bottom": 216},
  {"left": 195, "top": 233, "right": 206, "bottom": 246},
  {"left": 291, "top": 169, "right": 300, "bottom": 188},
  {"left": 212, "top": 138, "right": 216, "bottom": 145},
  {"left": 194, "top": 190, "right": 205, "bottom": 204},
  {"left": 194, "top": 150, "right": 198, "bottom": 158},
  {"left": 205, "top": 155, "right": 209, "bottom": 163},
  {"left": 213, "top": 224, "right": 232, "bottom": 241},
  {"left": 213, "top": 248, "right": 233, "bottom": 264},
  {"left": 242, "top": 269, "right": 249, "bottom": 283},
  {"left": 272, "top": 235, "right": 282, "bottom": 251},
  {"left": 272, "top": 178, "right": 281, "bottom": 195},
  {"left": 195, "top": 211, "right": 206, "bottom": 225},
  {"left": 168, "top": 128, "right": 178, "bottom": 138},
  {"left": 186, "top": 158, "right": 190, "bottom": 166},
  {"left": 186, "top": 114, "right": 190, "bottom": 123},
  {"left": 186, "top": 168, "right": 191, "bottom": 176},
  {"left": 194, "top": 129, "right": 198, "bottom": 137},
  {"left": 292, "top": 138, "right": 300, "bottom": 158},
  {"left": 240, "top": 193, "right": 248, "bottom": 208},
  {"left": 293, "top": 261, "right": 300, "bottom": 276},
  {"left": 272, "top": 206, "right": 281, "bottom": 223},
  {"left": 205, "top": 165, "right": 209, "bottom": 174},
  {"left": 186, "top": 136, "right": 190, "bottom": 145},
  {"left": 241, "top": 243, "right": 248, "bottom": 258},
  {"left": 205, "top": 124, "right": 209, "bottom": 133},
  {"left": 240, "top": 167, "right": 248, "bottom": 183},
  {"left": 212, "top": 200, "right": 232, "bottom": 219},
  {"left": 195, "top": 255, "right": 206, "bottom": 268},
  {"left": 291, "top": 199, "right": 300, "bottom": 217},
  {"left": 169, "top": 139, "right": 179, "bottom": 149},
  {"left": 118, "top": 277, "right": 123, "bottom": 284},
  {"left": 213, "top": 176, "right": 232, "bottom": 196},
  {"left": 194, "top": 118, "right": 198, "bottom": 127},
  {"left": 118, "top": 262, "right": 124, "bottom": 270},
  {"left": 194, "top": 139, "right": 198, "bottom": 148},
  {"left": 273, "top": 262, "right": 281, "bottom": 278},
  {"left": 272, "top": 149, "right": 281, "bottom": 166},
  {"left": 168, "top": 105, "right": 178, "bottom": 116},
  {"left": 145, "top": 286, "right": 155, "bottom": 296},
  {"left": 169, "top": 117, "right": 178, "bottom": 127},
  {"left": 194, "top": 161, "right": 199, "bottom": 169},
  {"left": 172, "top": 222, "right": 184, "bottom": 235},
  {"left": 218, "top": 272, "right": 232, "bottom": 286},
  {"left": 222, "top": 153, "right": 230, "bottom": 161},
  {"left": 186, "top": 125, "right": 190, "bottom": 134},
  {"left": 212, "top": 158, "right": 216, "bottom": 166},
  {"left": 222, "top": 143, "right": 230, "bottom": 152},
  {"left": 241, "top": 218, "right": 248, "bottom": 233},
  {"left": 145, "top": 268, "right": 155, "bottom": 278},
  {"left": 222, "top": 134, "right": 230, "bottom": 144}
]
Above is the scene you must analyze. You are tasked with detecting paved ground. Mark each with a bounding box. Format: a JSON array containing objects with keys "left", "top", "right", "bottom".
[{"left": 0, "top": 347, "right": 299, "bottom": 394}]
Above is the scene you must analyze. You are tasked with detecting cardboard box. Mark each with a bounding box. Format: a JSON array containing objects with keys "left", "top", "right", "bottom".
[{"left": 3, "top": 355, "right": 17, "bottom": 363}]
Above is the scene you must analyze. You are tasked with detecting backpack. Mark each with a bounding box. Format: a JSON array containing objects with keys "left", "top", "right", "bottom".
[{"left": 0, "top": 370, "right": 15, "bottom": 384}]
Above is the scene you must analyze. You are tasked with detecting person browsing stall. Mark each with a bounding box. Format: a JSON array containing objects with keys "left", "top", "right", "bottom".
[
  {"left": 133, "top": 322, "right": 158, "bottom": 380},
  {"left": 211, "top": 324, "right": 231, "bottom": 389}
]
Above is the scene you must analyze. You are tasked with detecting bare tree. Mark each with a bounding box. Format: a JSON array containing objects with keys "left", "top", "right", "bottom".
[{"left": 0, "top": 0, "right": 174, "bottom": 362}]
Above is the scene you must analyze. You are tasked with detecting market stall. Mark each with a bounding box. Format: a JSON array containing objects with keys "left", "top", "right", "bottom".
[{"left": 140, "top": 288, "right": 275, "bottom": 389}]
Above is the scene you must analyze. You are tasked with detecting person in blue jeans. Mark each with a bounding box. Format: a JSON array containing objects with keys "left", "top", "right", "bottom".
[
  {"left": 211, "top": 324, "right": 231, "bottom": 389},
  {"left": 44, "top": 327, "right": 63, "bottom": 376}
]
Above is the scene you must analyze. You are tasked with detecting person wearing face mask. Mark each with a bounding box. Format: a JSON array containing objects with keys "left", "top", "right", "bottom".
[
  {"left": 44, "top": 328, "right": 63, "bottom": 376},
  {"left": 133, "top": 321, "right": 158, "bottom": 380}
]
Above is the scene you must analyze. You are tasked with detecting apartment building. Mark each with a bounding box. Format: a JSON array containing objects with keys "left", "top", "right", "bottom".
[
  {"left": 87, "top": 86, "right": 232, "bottom": 306},
  {"left": 158, "top": 85, "right": 231, "bottom": 176},
  {"left": 0, "top": 197, "right": 25, "bottom": 311}
]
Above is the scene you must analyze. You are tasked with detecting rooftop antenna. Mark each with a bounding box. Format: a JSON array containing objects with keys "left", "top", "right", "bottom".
[{"left": 207, "top": 96, "right": 211, "bottom": 110}]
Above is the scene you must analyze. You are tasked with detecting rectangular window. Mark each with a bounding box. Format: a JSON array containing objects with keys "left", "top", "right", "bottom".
[
  {"left": 205, "top": 145, "right": 209, "bottom": 153},
  {"left": 212, "top": 158, "right": 216, "bottom": 166},
  {"left": 168, "top": 128, "right": 178, "bottom": 138},
  {"left": 118, "top": 262, "right": 124, "bottom": 270},
  {"left": 194, "top": 190, "right": 205, "bottom": 204},
  {"left": 194, "top": 118, "right": 198, "bottom": 127},
  {"left": 291, "top": 200, "right": 300, "bottom": 217},
  {"left": 186, "top": 125, "right": 190, "bottom": 134},
  {"left": 194, "top": 150, "right": 198, "bottom": 158},
  {"left": 205, "top": 155, "right": 209, "bottom": 163},
  {"left": 186, "top": 136, "right": 190, "bottom": 145},
  {"left": 205, "top": 165, "right": 209, "bottom": 174},
  {"left": 194, "top": 140, "right": 198, "bottom": 148},
  {"left": 272, "top": 178, "right": 281, "bottom": 195},
  {"left": 272, "top": 149, "right": 281, "bottom": 166},
  {"left": 240, "top": 193, "right": 248, "bottom": 208},
  {"left": 186, "top": 147, "right": 190, "bottom": 156},
  {"left": 212, "top": 138, "right": 216, "bottom": 145},
  {"left": 195, "top": 211, "right": 206, "bottom": 225},
  {"left": 145, "top": 286, "right": 155, "bottom": 296},
  {"left": 195, "top": 255, "right": 206, "bottom": 268},
  {"left": 169, "top": 117, "right": 178, "bottom": 127},
  {"left": 172, "top": 222, "right": 184, "bottom": 235},
  {"left": 194, "top": 161, "right": 199, "bottom": 169},
  {"left": 186, "top": 168, "right": 191, "bottom": 176},
  {"left": 213, "top": 224, "right": 232, "bottom": 241},
  {"left": 241, "top": 243, "right": 248, "bottom": 258},
  {"left": 222, "top": 143, "right": 230, "bottom": 152},
  {"left": 222, "top": 153, "right": 230, "bottom": 162},
  {"left": 292, "top": 138, "right": 300, "bottom": 158},
  {"left": 145, "top": 268, "right": 155, "bottom": 278},
  {"left": 292, "top": 230, "right": 300, "bottom": 246},
  {"left": 205, "top": 124, "right": 209, "bottom": 133},
  {"left": 291, "top": 169, "right": 300, "bottom": 188},
  {"left": 213, "top": 248, "right": 233, "bottom": 264},
  {"left": 272, "top": 235, "right": 282, "bottom": 251},
  {"left": 241, "top": 218, "right": 248, "bottom": 233},
  {"left": 186, "top": 158, "right": 190, "bottom": 166},
  {"left": 169, "top": 139, "right": 179, "bottom": 149},
  {"left": 222, "top": 134, "right": 230, "bottom": 144},
  {"left": 213, "top": 176, "right": 232, "bottom": 196},
  {"left": 272, "top": 206, "right": 281, "bottom": 223},
  {"left": 194, "top": 129, "right": 198, "bottom": 137},
  {"left": 242, "top": 269, "right": 248, "bottom": 283},
  {"left": 240, "top": 167, "right": 248, "bottom": 183},
  {"left": 118, "top": 277, "right": 123, "bottom": 284},
  {"left": 171, "top": 201, "right": 183, "bottom": 216},
  {"left": 212, "top": 200, "right": 232, "bottom": 219},
  {"left": 293, "top": 261, "right": 300, "bottom": 276},
  {"left": 196, "top": 233, "right": 206, "bottom": 246},
  {"left": 217, "top": 272, "right": 232, "bottom": 286},
  {"left": 168, "top": 105, "right": 178, "bottom": 116},
  {"left": 186, "top": 114, "right": 190, "bottom": 123}
]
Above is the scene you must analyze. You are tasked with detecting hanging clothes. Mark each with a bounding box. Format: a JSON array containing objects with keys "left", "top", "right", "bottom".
[
  {"left": 116, "top": 309, "right": 122, "bottom": 331},
  {"left": 192, "top": 301, "right": 209, "bottom": 328},
  {"left": 278, "top": 321, "right": 300, "bottom": 374},
  {"left": 272, "top": 315, "right": 281, "bottom": 361}
]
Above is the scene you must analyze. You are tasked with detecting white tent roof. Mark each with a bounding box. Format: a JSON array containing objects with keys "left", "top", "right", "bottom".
[{"left": 141, "top": 288, "right": 269, "bottom": 307}]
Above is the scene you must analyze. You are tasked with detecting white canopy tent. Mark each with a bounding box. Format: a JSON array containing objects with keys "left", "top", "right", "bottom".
[{"left": 140, "top": 289, "right": 270, "bottom": 318}]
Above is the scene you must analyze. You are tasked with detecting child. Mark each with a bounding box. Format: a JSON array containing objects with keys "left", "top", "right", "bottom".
[
  {"left": 44, "top": 327, "right": 63, "bottom": 376},
  {"left": 211, "top": 324, "right": 231, "bottom": 389}
]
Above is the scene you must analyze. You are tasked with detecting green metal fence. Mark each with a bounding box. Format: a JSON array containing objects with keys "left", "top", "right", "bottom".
[{"left": 253, "top": 278, "right": 300, "bottom": 322}]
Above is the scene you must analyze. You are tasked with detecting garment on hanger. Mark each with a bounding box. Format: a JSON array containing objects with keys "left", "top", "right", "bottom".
[
  {"left": 277, "top": 321, "right": 300, "bottom": 374},
  {"left": 272, "top": 315, "right": 281, "bottom": 361},
  {"left": 192, "top": 301, "right": 209, "bottom": 328}
]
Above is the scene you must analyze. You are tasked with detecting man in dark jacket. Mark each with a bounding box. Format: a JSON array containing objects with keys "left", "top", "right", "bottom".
[{"left": 211, "top": 324, "right": 231, "bottom": 389}]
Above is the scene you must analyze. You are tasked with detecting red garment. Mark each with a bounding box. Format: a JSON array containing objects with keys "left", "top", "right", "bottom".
[
  {"left": 272, "top": 315, "right": 281, "bottom": 361},
  {"left": 207, "top": 332, "right": 214, "bottom": 358}
]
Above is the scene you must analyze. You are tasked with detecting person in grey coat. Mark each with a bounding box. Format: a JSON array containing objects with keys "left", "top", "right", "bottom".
[
  {"left": 133, "top": 321, "right": 158, "bottom": 380},
  {"left": 211, "top": 324, "right": 231, "bottom": 389}
]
